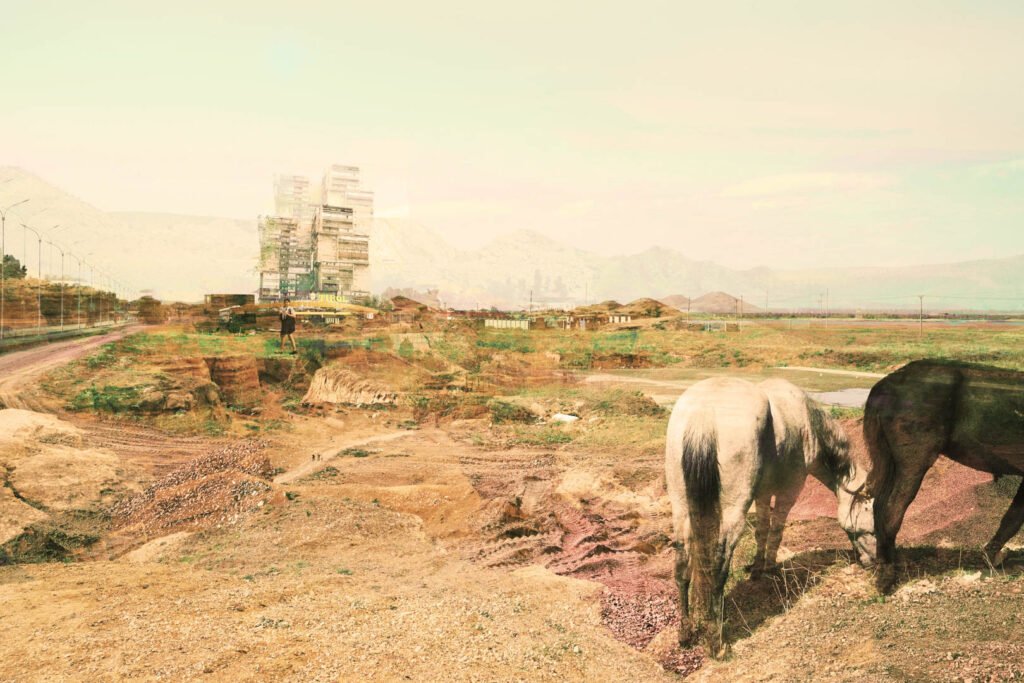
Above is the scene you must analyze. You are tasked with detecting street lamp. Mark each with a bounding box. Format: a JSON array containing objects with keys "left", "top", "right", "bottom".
[
  {"left": 68, "top": 252, "right": 86, "bottom": 329},
  {"left": 46, "top": 240, "right": 65, "bottom": 331},
  {"left": 1, "top": 198, "right": 30, "bottom": 339},
  {"left": 20, "top": 223, "right": 44, "bottom": 334},
  {"left": 71, "top": 249, "right": 97, "bottom": 327}
]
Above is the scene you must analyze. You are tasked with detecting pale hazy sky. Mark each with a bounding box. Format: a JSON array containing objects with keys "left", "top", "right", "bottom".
[{"left": 2, "top": 1, "right": 1022, "bottom": 269}]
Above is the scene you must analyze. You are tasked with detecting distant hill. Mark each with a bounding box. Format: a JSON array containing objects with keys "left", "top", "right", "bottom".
[
  {"left": 618, "top": 298, "right": 681, "bottom": 318},
  {"left": 690, "top": 291, "right": 762, "bottom": 314},
  {"left": 3, "top": 166, "right": 1023, "bottom": 309},
  {"left": 0, "top": 167, "right": 254, "bottom": 301},
  {"left": 659, "top": 294, "right": 691, "bottom": 310}
]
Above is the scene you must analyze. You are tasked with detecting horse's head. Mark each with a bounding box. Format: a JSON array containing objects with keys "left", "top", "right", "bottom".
[{"left": 836, "top": 477, "right": 876, "bottom": 566}]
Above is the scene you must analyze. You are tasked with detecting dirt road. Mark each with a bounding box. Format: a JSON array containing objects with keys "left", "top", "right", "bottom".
[
  {"left": 273, "top": 430, "right": 413, "bottom": 484},
  {"left": 0, "top": 326, "right": 138, "bottom": 409}
]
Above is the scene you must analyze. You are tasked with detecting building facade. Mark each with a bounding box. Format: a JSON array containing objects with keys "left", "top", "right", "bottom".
[{"left": 258, "top": 165, "right": 373, "bottom": 302}]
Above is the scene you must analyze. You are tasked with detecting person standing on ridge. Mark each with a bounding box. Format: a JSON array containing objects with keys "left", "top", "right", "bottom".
[{"left": 279, "top": 298, "right": 298, "bottom": 353}]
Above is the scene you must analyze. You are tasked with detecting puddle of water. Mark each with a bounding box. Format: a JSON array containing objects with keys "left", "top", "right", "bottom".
[
  {"left": 807, "top": 388, "right": 870, "bottom": 408},
  {"left": 582, "top": 367, "right": 876, "bottom": 408}
]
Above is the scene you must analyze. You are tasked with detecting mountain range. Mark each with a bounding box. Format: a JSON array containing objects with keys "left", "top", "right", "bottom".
[{"left": 2, "top": 166, "right": 1022, "bottom": 311}]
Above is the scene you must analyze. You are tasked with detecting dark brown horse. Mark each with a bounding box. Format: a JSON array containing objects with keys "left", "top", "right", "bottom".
[{"left": 864, "top": 359, "right": 1024, "bottom": 592}]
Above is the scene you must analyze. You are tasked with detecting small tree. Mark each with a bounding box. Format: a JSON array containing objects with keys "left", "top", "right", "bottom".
[
  {"left": 2, "top": 254, "right": 27, "bottom": 279},
  {"left": 136, "top": 296, "right": 166, "bottom": 324}
]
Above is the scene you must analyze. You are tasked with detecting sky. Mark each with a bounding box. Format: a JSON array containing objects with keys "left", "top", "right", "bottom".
[{"left": 1, "top": 0, "right": 1023, "bottom": 270}]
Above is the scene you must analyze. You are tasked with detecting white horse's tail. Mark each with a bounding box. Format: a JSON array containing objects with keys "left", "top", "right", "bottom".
[
  {"left": 682, "top": 415, "right": 720, "bottom": 517},
  {"left": 681, "top": 409, "right": 722, "bottom": 641}
]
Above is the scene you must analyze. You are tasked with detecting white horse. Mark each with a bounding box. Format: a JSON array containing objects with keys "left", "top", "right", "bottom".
[{"left": 665, "top": 377, "right": 874, "bottom": 657}]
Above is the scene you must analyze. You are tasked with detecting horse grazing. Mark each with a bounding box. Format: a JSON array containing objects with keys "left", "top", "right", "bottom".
[
  {"left": 665, "top": 377, "right": 874, "bottom": 657},
  {"left": 864, "top": 359, "right": 1024, "bottom": 593}
]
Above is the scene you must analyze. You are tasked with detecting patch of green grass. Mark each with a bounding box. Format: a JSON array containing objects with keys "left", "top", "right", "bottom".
[
  {"left": 0, "top": 510, "right": 109, "bottom": 564},
  {"left": 340, "top": 447, "right": 374, "bottom": 458},
  {"left": 829, "top": 405, "right": 865, "bottom": 420},
  {"left": 68, "top": 384, "right": 142, "bottom": 413},
  {"left": 203, "top": 419, "right": 226, "bottom": 436},
  {"left": 310, "top": 466, "right": 340, "bottom": 479},
  {"left": 336, "top": 567, "right": 353, "bottom": 575},
  {"left": 510, "top": 426, "right": 573, "bottom": 446}
]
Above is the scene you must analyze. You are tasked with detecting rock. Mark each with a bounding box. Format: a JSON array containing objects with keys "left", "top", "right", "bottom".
[
  {"left": 164, "top": 391, "right": 194, "bottom": 412},
  {"left": 205, "top": 355, "right": 262, "bottom": 409},
  {"left": 302, "top": 366, "right": 396, "bottom": 407}
]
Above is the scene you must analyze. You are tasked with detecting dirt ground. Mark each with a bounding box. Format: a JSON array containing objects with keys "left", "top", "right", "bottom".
[{"left": 2, "top": 327, "right": 1024, "bottom": 682}]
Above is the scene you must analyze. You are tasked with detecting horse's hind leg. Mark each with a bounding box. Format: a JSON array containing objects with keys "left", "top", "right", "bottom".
[
  {"left": 748, "top": 492, "right": 772, "bottom": 574},
  {"left": 873, "top": 439, "right": 941, "bottom": 593},
  {"left": 764, "top": 483, "right": 803, "bottom": 570},
  {"left": 674, "top": 539, "right": 695, "bottom": 645},
  {"left": 984, "top": 478, "right": 1024, "bottom": 566}
]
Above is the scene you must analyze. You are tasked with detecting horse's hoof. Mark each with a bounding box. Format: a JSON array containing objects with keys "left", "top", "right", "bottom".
[
  {"left": 984, "top": 547, "right": 1008, "bottom": 567},
  {"left": 678, "top": 621, "right": 697, "bottom": 647},
  {"left": 704, "top": 638, "right": 729, "bottom": 660},
  {"left": 875, "top": 564, "right": 897, "bottom": 594}
]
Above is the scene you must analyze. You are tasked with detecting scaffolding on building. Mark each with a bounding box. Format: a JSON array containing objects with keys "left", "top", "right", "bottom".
[{"left": 258, "top": 165, "right": 373, "bottom": 303}]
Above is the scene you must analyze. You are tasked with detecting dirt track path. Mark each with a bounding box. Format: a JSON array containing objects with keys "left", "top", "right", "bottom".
[
  {"left": 0, "top": 326, "right": 138, "bottom": 409},
  {"left": 273, "top": 430, "right": 412, "bottom": 484}
]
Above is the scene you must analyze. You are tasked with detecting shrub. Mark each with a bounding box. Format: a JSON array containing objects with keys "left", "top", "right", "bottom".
[
  {"left": 587, "top": 389, "right": 664, "bottom": 417},
  {"left": 68, "top": 385, "right": 141, "bottom": 413},
  {"left": 487, "top": 399, "right": 537, "bottom": 424}
]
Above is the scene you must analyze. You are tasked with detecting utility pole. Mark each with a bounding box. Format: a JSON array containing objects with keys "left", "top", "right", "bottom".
[
  {"left": 739, "top": 295, "right": 743, "bottom": 326},
  {"left": 918, "top": 294, "right": 924, "bottom": 337},
  {"left": 1, "top": 199, "right": 31, "bottom": 339},
  {"left": 825, "top": 288, "right": 829, "bottom": 329},
  {"left": 89, "top": 264, "right": 95, "bottom": 325}
]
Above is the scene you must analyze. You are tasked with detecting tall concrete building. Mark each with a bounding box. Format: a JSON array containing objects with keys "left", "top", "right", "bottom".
[{"left": 258, "top": 165, "right": 373, "bottom": 302}]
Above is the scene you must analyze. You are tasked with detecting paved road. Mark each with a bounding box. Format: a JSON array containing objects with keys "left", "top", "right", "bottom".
[{"left": 0, "top": 325, "right": 139, "bottom": 409}]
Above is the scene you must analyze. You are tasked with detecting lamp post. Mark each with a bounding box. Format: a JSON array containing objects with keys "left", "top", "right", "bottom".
[
  {"left": 1, "top": 198, "right": 30, "bottom": 339},
  {"left": 20, "top": 223, "right": 44, "bottom": 334},
  {"left": 80, "top": 252, "right": 95, "bottom": 327},
  {"left": 46, "top": 240, "right": 65, "bottom": 331},
  {"left": 87, "top": 262, "right": 94, "bottom": 326},
  {"left": 94, "top": 266, "right": 108, "bottom": 324},
  {"left": 68, "top": 252, "right": 85, "bottom": 328}
]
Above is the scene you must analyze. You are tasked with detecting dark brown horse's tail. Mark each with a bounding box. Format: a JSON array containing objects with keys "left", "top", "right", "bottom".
[
  {"left": 681, "top": 410, "right": 723, "bottom": 645},
  {"left": 863, "top": 384, "right": 893, "bottom": 501}
]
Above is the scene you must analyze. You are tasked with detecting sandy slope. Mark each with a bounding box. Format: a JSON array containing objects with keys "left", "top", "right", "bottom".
[{"left": 0, "top": 424, "right": 676, "bottom": 682}]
